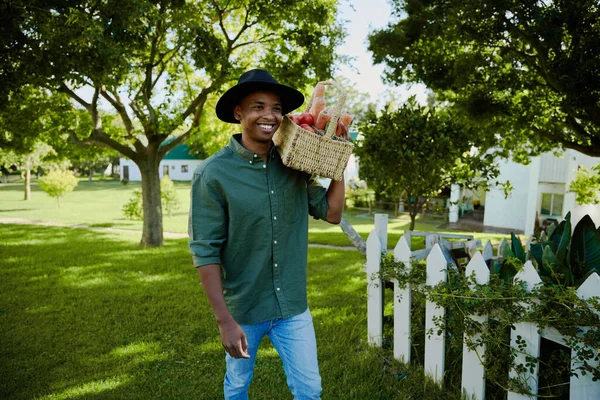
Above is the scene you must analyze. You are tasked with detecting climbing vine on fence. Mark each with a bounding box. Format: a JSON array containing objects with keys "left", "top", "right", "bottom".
[{"left": 377, "top": 253, "right": 600, "bottom": 397}]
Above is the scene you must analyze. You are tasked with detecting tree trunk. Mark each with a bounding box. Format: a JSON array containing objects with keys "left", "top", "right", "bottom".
[
  {"left": 24, "top": 168, "right": 31, "bottom": 201},
  {"left": 88, "top": 168, "right": 94, "bottom": 181},
  {"left": 139, "top": 158, "right": 163, "bottom": 247},
  {"left": 340, "top": 217, "right": 366, "bottom": 254}
]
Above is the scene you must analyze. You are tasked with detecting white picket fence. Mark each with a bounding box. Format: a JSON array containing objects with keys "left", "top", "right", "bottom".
[{"left": 366, "top": 216, "right": 600, "bottom": 399}]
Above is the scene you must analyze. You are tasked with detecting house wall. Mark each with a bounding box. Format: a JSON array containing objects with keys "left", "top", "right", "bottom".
[
  {"left": 484, "top": 149, "right": 600, "bottom": 234},
  {"left": 483, "top": 158, "right": 538, "bottom": 233},
  {"left": 119, "top": 158, "right": 202, "bottom": 181}
]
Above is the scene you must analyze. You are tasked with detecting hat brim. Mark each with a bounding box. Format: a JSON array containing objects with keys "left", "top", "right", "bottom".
[{"left": 216, "top": 82, "right": 305, "bottom": 124}]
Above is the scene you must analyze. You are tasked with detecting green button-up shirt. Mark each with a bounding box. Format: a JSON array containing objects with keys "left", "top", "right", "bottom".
[{"left": 188, "top": 134, "right": 329, "bottom": 324}]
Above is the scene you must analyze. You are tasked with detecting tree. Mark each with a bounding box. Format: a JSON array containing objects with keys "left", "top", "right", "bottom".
[
  {"left": 569, "top": 165, "right": 600, "bottom": 205},
  {"left": 38, "top": 170, "right": 79, "bottom": 207},
  {"left": 368, "top": 0, "right": 600, "bottom": 161},
  {"left": 4, "top": 0, "right": 346, "bottom": 247},
  {"left": 0, "top": 142, "right": 64, "bottom": 200},
  {"left": 355, "top": 99, "right": 500, "bottom": 230}
]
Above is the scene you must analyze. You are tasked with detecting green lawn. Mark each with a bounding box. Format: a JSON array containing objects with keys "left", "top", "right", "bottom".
[
  {"left": 0, "top": 224, "right": 460, "bottom": 399},
  {"left": 0, "top": 178, "right": 506, "bottom": 249}
]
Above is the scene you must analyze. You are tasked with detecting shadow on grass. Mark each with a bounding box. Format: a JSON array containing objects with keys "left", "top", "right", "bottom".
[
  {"left": 0, "top": 224, "right": 223, "bottom": 399},
  {"left": 1, "top": 224, "right": 461, "bottom": 399}
]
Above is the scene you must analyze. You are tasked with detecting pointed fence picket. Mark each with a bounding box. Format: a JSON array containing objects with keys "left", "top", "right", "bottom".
[
  {"left": 461, "top": 252, "right": 490, "bottom": 399},
  {"left": 424, "top": 244, "right": 448, "bottom": 383},
  {"left": 508, "top": 262, "right": 543, "bottom": 400},
  {"left": 393, "top": 236, "right": 412, "bottom": 363},
  {"left": 365, "top": 215, "right": 600, "bottom": 399}
]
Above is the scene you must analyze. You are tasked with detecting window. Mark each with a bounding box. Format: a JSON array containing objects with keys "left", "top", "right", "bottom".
[
  {"left": 181, "top": 165, "right": 189, "bottom": 173},
  {"left": 540, "top": 193, "right": 564, "bottom": 216}
]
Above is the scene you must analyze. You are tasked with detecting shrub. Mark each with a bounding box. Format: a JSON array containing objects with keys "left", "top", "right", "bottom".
[
  {"left": 122, "top": 189, "right": 143, "bottom": 220},
  {"left": 160, "top": 176, "right": 180, "bottom": 217},
  {"left": 121, "top": 176, "right": 181, "bottom": 220},
  {"left": 38, "top": 170, "right": 78, "bottom": 207},
  {"left": 121, "top": 178, "right": 129, "bottom": 185}
]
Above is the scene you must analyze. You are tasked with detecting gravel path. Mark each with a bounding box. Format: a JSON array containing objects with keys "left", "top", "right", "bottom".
[{"left": 0, "top": 217, "right": 358, "bottom": 251}]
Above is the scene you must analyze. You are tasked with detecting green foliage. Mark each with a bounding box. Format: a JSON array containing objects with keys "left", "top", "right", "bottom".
[
  {"left": 38, "top": 170, "right": 78, "bottom": 207},
  {"left": 369, "top": 0, "right": 600, "bottom": 158},
  {"left": 529, "top": 212, "right": 600, "bottom": 287},
  {"left": 122, "top": 177, "right": 181, "bottom": 220},
  {"left": 355, "top": 98, "right": 500, "bottom": 229},
  {"left": 160, "top": 175, "right": 181, "bottom": 217},
  {"left": 122, "top": 189, "right": 143, "bottom": 220},
  {"left": 569, "top": 164, "right": 600, "bottom": 205},
  {"left": 3, "top": 0, "right": 347, "bottom": 246}
]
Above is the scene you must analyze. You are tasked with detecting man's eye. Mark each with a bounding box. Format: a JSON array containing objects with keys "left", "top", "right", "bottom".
[{"left": 274, "top": 107, "right": 282, "bottom": 112}]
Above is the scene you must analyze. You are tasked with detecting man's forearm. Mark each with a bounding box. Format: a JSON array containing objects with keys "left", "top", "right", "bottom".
[
  {"left": 198, "top": 264, "right": 234, "bottom": 325},
  {"left": 326, "top": 177, "right": 345, "bottom": 224}
]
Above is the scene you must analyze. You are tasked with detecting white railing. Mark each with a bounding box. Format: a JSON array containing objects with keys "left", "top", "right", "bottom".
[{"left": 365, "top": 215, "right": 600, "bottom": 399}]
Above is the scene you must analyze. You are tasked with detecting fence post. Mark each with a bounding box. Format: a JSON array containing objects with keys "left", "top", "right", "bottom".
[
  {"left": 393, "top": 235, "right": 412, "bottom": 363},
  {"left": 424, "top": 244, "right": 448, "bottom": 383},
  {"left": 570, "top": 272, "right": 600, "bottom": 399},
  {"left": 461, "top": 252, "right": 490, "bottom": 400},
  {"left": 508, "top": 261, "right": 542, "bottom": 400},
  {"left": 483, "top": 240, "right": 494, "bottom": 262},
  {"left": 374, "top": 213, "right": 388, "bottom": 254},
  {"left": 366, "top": 229, "right": 383, "bottom": 347},
  {"left": 498, "top": 238, "right": 507, "bottom": 257}
]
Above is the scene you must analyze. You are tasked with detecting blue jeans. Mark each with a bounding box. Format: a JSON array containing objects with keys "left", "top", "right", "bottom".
[{"left": 224, "top": 308, "right": 322, "bottom": 400}]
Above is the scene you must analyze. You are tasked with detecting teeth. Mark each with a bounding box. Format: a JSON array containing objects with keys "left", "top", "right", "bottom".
[{"left": 258, "top": 124, "right": 274, "bottom": 130}]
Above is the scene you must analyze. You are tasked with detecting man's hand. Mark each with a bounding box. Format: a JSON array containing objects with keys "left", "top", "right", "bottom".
[{"left": 219, "top": 318, "right": 250, "bottom": 359}]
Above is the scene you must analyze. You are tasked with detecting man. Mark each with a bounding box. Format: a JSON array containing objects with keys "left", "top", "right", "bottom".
[{"left": 188, "top": 69, "right": 346, "bottom": 399}]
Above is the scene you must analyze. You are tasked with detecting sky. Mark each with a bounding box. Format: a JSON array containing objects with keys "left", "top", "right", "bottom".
[{"left": 336, "top": 0, "right": 428, "bottom": 105}]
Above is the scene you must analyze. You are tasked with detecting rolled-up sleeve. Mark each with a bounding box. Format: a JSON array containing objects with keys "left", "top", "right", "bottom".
[
  {"left": 306, "top": 175, "right": 329, "bottom": 221},
  {"left": 188, "top": 171, "right": 227, "bottom": 267}
]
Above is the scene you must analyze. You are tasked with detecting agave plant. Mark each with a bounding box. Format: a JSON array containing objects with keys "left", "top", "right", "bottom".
[
  {"left": 530, "top": 212, "right": 600, "bottom": 287},
  {"left": 488, "top": 212, "right": 600, "bottom": 287}
]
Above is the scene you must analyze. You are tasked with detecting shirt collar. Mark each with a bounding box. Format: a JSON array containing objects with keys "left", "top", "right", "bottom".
[{"left": 229, "top": 134, "right": 278, "bottom": 162}]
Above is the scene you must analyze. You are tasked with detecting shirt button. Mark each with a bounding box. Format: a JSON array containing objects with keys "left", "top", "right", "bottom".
[
  {"left": 249, "top": 161, "right": 252, "bottom": 164},
  {"left": 263, "top": 164, "right": 266, "bottom": 168},
  {"left": 274, "top": 263, "right": 278, "bottom": 267},
  {"left": 274, "top": 240, "right": 277, "bottom": 244},
  {"left": 273, "top": 216, "right": 277, "bottom": 220},
  {"left": 276, "top": 287, "right": 280, "bottom": 291},
  {"left": 254, "top": 154, "right": 258, "bottom": 158},
  {"left": 271, "top": 190, "right": 274, "bottom": 194}
]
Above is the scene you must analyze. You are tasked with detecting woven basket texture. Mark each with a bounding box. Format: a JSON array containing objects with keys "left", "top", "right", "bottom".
[{"left": 272, "top": 80, "right": 354, "bottom": 181}]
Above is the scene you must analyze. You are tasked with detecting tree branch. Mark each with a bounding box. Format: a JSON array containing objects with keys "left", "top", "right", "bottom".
[
  {"left": 59, "top": 82, "right": 91, "bottom": 110},
  {"left": 211, "top": 0, "right": 233, "bottom": 44},
  {"left": 100, "top": 88, "right": 135, "bottom": 136},
  {"left": 533, "top": 126, "right": 600, "bottom": 157}
]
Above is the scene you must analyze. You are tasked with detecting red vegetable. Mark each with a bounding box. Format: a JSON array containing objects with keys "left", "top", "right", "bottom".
[
  {"left": 300, "top": 124, "right": 316, "bottom": 133},
  {"left": 297, "top": 112, "right": 315, "bottom": 126}
]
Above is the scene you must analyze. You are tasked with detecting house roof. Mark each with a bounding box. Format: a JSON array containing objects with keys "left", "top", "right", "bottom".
[
  {"left": 159, "top": 136, "right": 201, "bottom": 160},
  {"left": 163, "top": 143, "right": 201, "bottom": 160}
]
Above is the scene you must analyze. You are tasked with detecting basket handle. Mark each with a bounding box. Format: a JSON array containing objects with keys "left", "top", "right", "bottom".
[{"left": 304, "top": 80, "right": 347, "bottom": 139}]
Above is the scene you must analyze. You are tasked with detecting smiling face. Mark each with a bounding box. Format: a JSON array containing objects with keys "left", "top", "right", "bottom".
[{"left": 234, "top": 90, "right": 282, "bottom": 146}]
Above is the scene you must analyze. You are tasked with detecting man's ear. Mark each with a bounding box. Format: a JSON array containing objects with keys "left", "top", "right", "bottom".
[{"left": 233, "top": 105, "right": 242, "bottom": 121}]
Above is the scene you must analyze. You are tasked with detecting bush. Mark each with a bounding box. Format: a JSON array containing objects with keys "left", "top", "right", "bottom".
[
  {"left": 38, "top": 170, "right": 78, "bottom": 207},
  {"left": 122, "top": 189, "right": 143, "bottom": 220},
  {"left": 121, "top": 178, "right": 129, "bottom": 185},
  {"left": 121, "top": 176, "right": 181, "bottom": 220},
  {"left": 160, "top": 176, "right": 181, "bottom": 217}
]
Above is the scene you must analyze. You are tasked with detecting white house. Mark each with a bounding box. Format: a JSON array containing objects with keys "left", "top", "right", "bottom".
[
  {"left": 479, "top": 149, "right": 600, "bottom": 235},
  {"left": 119, "top": 142, "right": 203, "bottom": 182}
]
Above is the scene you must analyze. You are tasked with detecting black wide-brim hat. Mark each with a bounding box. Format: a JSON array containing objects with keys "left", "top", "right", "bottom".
[{"left": 216, "top": 69, "right": 305, "bottom": 124}]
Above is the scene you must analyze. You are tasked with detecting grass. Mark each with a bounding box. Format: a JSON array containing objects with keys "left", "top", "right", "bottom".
[
  {"left": 0, "top": 178, "right": 507, "bottom": 249},
  {"left": 0, "top": 224, "right": 462, "bottom": 399}
]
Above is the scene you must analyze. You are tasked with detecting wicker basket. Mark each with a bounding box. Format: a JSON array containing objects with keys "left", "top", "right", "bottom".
[{"left": 273, "top": 80, "right": 354, "bottom": 181}]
